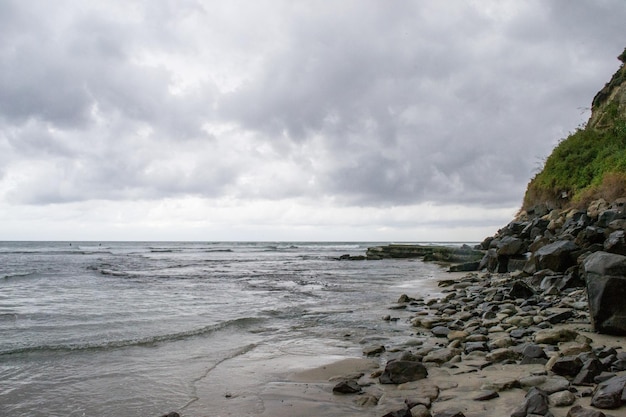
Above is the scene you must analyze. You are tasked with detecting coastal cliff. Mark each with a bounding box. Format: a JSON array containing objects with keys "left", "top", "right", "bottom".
[
  {"left": 523, "top": 48, "right": 626, "bottom": 211},
  {"left": 478, "top": 48, "right": 626, "bottom": 335}
]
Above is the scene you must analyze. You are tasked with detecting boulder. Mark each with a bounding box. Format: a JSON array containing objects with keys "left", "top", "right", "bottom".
[
  {"left": 509, "top": 280, "right": 535, "bottom": 299},
  {"left": 583, "top": 251, "right": 626, "bottom": 335},
  {"left": 534, "top": 328, "right": 579, "bottom": 345},
  {"left": 379, "top": 360, "right": 428, "bottom": 384},
  {"left": 550, "top": 356, "right": 583, "bottom": 377},
  {"left": 497, "top": 236, "right": 527, "bottom": 256},
  {"left": 573, "top": 358, "right": 604, "bottom": 385},
  {"left": 597, "top": 209, "right": 622, "bottom": 227},
  {"left": 604, "top": 230, "right": 626, "bottom": 255},
  {"left": 591, "top": 375, "right": 626, "bottom": 409},
  {"left": 511, "top": 387, "right": 550, "bottom": 417},
  {"left": 535, "top": 240, "right": 579, "bottom": 272}
]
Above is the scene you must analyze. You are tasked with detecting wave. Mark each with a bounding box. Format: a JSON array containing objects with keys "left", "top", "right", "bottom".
[
  {"left": 0, "top": 250, "right": 80, "bottom": 255},
  {"left": 1, "top": 271, "right": 37, "bottom": 280},
  {"left": 99, "top": 269, "right": 135, "bottom": 278},
  {"left": 203, "top": 249, "right": 233, "bottom": 253},
  {"left": 0, "top": 317, "right": 263, "bottom": 357},
  {"left": 0, "top": 313, "right": 18, "bottom": 321}
]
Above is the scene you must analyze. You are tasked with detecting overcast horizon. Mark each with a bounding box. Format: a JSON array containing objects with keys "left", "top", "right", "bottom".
[{"left": 1, "top": 1, "right": 626, "bottom": 242}]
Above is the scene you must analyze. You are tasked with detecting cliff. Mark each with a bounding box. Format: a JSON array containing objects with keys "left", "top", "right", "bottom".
[{"left": 523, "top": 47, "right": 626, "bottom": 211}]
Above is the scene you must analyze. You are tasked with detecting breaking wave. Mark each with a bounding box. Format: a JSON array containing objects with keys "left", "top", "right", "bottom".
[{"left": 0, "top": 317, "right": 263, "bottom": 356}]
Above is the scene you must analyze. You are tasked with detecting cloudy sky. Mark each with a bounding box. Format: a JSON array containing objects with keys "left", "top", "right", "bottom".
[{"left": 1, "top": 0, "right": 625, "bottom": 241}]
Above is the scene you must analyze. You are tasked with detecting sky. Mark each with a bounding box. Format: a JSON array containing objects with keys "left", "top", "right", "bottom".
[{"left": 1, "top": 0, "right": 625, "bottom": 242}]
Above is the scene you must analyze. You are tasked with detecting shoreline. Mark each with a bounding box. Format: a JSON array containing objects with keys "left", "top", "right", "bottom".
[{"left": 222, "top": 271, "right": 626, "bottom": 417}]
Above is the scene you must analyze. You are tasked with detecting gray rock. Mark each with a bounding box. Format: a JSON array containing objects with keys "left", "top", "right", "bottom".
[
  {"left": 423, "top": 348, "right": 460, "bottom": 364},
  {"left": 465, "top": 341, "right": 489, "bottom": 354},
  {"left": 539, "top": 376, "right": 570, "bottom": 394},
  {"left": 382, "top": 407, "right": 413, "bottom": 417},
  {"left": 498, "top": 236, "right": 527, "bottom": 256},
  {"left": 591, "top": 375, "right": 626, "bottom": 409},
  {"left": 354, "top": 394, "right": 379, "bottom": 407},
  {"left": 431, "top": 326, "right": 451, "bottom": 337},
  {"left": 549, "top": 390, "right": 576, "bottom": 407},
  {"left": 522, "top": 344, "right": 548, "bottom": 359},
  {"left": 550, "top": 356, "right": 584, "bottom": 377},
  {"left": 333, "top": 379, "right": 362, "bottom": 394},
  {"left": 573, "top": 358, "right": 604, "bottom": 385},
  {"left": 432, "top": 411, "right": 465, "bottom": 417},
  {"left": 566, "top": 405, "right": 606, "bottom": 417},
  {"left": 410, "top": 405, "right": 431, "bottom": 417},
  {"left": 511, "top": 387, "right": 550, "bottom": 417},
  {"left": 485, "top": 347, "right": 518, "bottom": 363},
  {"left": 604, "top": 230, "right": 626, "bottom": 255},
  {"left": 474, "top": 390, "right": 499, "bottom": 401},
  {"left": 364, "top": 345, "right": 386, "bottom": 357},
  {"left": 509, "top": 280, "right": 535, "bottom": 299},
  {"left": 583, "top": 251, "right": 626, "bottom": 335},
  {"left": 534, "top": 328, "right": 579, "bottom": 344},
  {"left": 546, "top": 310, "right": 574, "bottom": 324},
  {"left": 536, "top": 240, "right": 579, "bottom": 272},
  {"left": 379, "top": 360, "right": 428, "bottom": 384}
]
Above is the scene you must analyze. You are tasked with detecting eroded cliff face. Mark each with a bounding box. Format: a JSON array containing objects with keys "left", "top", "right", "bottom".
[{"left": 588, "top": 48, "right": 626, "bottom": 130}]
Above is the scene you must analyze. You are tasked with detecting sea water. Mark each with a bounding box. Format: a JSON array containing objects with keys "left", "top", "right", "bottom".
[{"left": 0, "top": 241, "right": 451, "bottom": 416}]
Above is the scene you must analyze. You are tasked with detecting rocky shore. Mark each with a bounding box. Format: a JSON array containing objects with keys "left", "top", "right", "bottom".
[
  {"left": 330, "top": 270, "right": 626, "bottom": 417},
  {"left": 315, "top": 198, "right": 626, "bottom": 417}
]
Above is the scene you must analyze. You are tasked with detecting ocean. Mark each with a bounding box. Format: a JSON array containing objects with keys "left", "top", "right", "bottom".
[{"left": 0, "top": 241, "right": 452, "bottom": 417}]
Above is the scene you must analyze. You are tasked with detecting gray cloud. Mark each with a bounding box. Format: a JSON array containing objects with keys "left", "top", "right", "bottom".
[{"left": 1, "top": 0, "right": 625, "bottom": 212}]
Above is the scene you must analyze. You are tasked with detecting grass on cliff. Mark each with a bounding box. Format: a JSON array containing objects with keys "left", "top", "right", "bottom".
[{"left": 523, "top": 113, "right": 626, "bottom": 210}]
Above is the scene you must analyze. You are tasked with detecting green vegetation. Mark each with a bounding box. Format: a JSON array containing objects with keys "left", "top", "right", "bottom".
[
  {"left": 523, "top": 122, "right": 626, "bottom": 209},
  {"left": 523, "top": 48, "right": 626, "bottom": 211}
]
